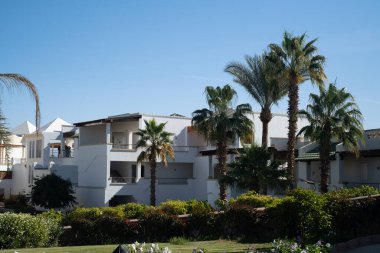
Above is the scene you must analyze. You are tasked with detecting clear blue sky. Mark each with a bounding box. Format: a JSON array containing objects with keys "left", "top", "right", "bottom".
[{"left": 1, "top": 0, "right": 379, "bottom": 129}]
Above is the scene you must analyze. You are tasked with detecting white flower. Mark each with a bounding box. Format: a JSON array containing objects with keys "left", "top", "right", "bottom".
[
  {"left": 148, "top": 247, "right": 154, "bottom": 253},
  {"left": 326, "top": 243, "right": 331, "bottom": 248},
  {"left": 301, "top": 250, "right": 306, "bottom": 253}
]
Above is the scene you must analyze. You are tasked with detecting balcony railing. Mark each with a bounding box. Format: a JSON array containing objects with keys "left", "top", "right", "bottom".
[
  {"left": 50, "top": 148, "right": 76, "bottom": 158},
  {"left": 111, "top": 143, "right": 136, "bottom": 150},
  {"left": 0, "top": 158, "right": 26, "bottom": 166},
  {"left": 110, "top": 177, "right": 137, "bottom": 184},
  {"left": 109, "top": 177, "right": 190, "bottom": 185}
]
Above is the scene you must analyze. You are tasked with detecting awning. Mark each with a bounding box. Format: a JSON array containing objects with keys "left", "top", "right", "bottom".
[
  {"left": 296, "top": 151, "right": 336, "bottom": 161},
  {"left": 296, "top": 142, "right": 338, "bottom": 162}
]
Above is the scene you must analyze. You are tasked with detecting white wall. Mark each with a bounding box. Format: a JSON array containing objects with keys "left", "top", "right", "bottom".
[
  {"left": 77, "top": 144, "right": 109, "bottom": 188},
  {"left": 80, "top": 125, "right": 106, "bottom": 146},
  {"left": 11, "top": 164, "right": 30, "bottom": 195}
]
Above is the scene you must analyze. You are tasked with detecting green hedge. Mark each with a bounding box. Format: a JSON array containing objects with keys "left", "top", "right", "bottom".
[
  {"left": 59, "top": 187, "right": 380, "bottom": 246},
  {"left": 0, "top": 212, "right": 61, "bottom": 249}
]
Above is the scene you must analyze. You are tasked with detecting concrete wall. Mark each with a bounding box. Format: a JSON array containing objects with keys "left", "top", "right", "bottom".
[
  {"left": 80, "top": 124, "right": 106, "bottom": 146},
  {"left": 11, "top": 164, "right": 30, "bottom": 195},
  {"left": 77, "top": 144, "right": 109, "bottom": 188},
  {"left": 0, "top": 179, "right": 12, "bottom": 198}
]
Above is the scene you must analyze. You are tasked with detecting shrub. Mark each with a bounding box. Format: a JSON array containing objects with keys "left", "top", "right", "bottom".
[
  {"left": 217, "top": 204, "right": 271, "bottom": 242},
  {"left": 0, "top": 212, "right": 61, "bottom": 249},
  {"left": 125, "top": 203, "right": 151, "bottom": 219},
  {"left": 186, "top": 207, "right": 217, "bottom": 240},
  {"left": 268, "top": 189, "right": 331, "bottom": 244},
  {"left": 4, "top": 195, "right": 36, "bottom": 213},
  {"left": 31, "top": 174, "right": 76, "bottom": 209},
  {"left": 140, "top": 208, "right": 184, "bottom": 242},
  {"left": 159, "top": 200, "right": 188, "bottom": 215},
  {"left": 229, "top": 191, "right": 280, "bottom": 208},
  {"left": 185, "top": 200, "right": 213, "bottom": 215}
]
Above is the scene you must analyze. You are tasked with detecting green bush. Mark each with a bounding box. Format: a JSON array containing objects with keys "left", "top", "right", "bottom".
[
  {"left": 218, "top": 204, "right": 270, "bottom": 242},
  {"left": 159, "top": 200, "right": 188, "bottom": 215},
  {"left": 61, "top": 207, "right": 141, "bottom": 246},
  {"left": 4, "top": 195, "right": 36, "bottom": 213},
  {"left": 186, "top": 205, "right": 217, "bottom": 240},
  {"left": 229, "top": 191, "right": 280, "bottom": 208},
  {"left": 0, "top": 212, "right": 61, "bottom": 249},
  {"left": 140, "top": 208, "right": 184, "bottom": 242},
  {"left": 268, "top": 189, "right": 332, "bottom": 244},
  {"left": 185, "top": 200, "right": 213, "bottom": 215},
  {"left": 125, "top": 203, "right": 151, "bottom": 219}
]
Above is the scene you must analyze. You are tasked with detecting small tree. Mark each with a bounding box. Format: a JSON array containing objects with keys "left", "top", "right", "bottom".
[
  {"left": 31, "top": 174, "right": 76, "bottom": 209},
  {"left": 136, "top": 119, "right": 175, "bottom": 206},
  {"left": 221, "top": 144, "right": 290, "bottom": 193}
]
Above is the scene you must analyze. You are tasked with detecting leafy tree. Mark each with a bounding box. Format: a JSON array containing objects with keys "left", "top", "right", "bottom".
[
  {"left": 266, "top": 32, "right": 327, "bottom": 185},
  {"left": 136, "top": 119, "right": 175, "bottom": 206},
  {"left": 298, "top": 83, "right": 363, "bottom": 193},
  {"left": 192, "top": 85, "right": 253, "bottom": 201},
  {"left": 31, "top": 174, "right": 76, "bottom": 209},
  {"left": 221, "top": 144, "right": 290, "bottom": 193},
  {"left": 225, "top": 54, "right": 287, "bottom": 147}
]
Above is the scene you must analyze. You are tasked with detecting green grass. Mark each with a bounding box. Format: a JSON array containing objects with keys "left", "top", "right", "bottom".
[{"left": 0, "top": 240, "right": 272, "bottom": 253}]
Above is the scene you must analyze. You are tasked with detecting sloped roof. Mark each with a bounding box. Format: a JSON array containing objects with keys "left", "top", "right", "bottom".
[
  {"left": 39, "top": 118, "right": 72, "bottom": 133},
  {"left": 12, "top": 121, "right": 36, "bottom": 135}
]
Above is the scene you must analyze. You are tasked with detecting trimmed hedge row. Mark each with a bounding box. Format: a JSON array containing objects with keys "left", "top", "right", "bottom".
[{"left": 3, "top": 186, "right": 378, "bottom": 248}]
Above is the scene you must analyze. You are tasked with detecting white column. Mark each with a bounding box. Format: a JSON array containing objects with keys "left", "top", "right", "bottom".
[
  {"left": 106, "top": 123, "right": 111, "bottom": 143},
  {"left": 128, "top": 132, "right": 133, "bottom": 150}
]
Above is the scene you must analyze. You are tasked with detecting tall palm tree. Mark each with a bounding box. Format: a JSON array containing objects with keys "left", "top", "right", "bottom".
[
  {"left": 225, "top": 54, "right": 287, "bottom": 147},
  {"left": 136, "top": 119, "right": 175, "bottom": 206},
  {"left": 266, "top": 32, "right": 327, "bottom": 184},
  {"left": 0, "top": 74, "right": 41, "bottom": 130},
  {"left": 192, "top": 85, "right": 253, "bottom": 201},
  {"left": 298, "top": 83, "right": 363, "bottom": 193}
]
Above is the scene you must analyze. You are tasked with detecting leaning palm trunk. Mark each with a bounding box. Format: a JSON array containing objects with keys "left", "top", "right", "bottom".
[
  {"left": 260, "top": 108, "right": 272, "bottom": 148},
  {"left": 216, "top": 141, "right": 228, "bottom": 200},
  {"left": 287, "top": 79, "right": 299, "bottom": 187}
]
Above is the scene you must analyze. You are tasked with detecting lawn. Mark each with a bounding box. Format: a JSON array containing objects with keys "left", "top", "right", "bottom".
[{"left": 0, "top": 240, "right": 271, "bottom": 253}]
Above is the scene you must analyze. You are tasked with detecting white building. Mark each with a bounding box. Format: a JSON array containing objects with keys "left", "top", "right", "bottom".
[
  {"left": 296, "top": 129, "right": 380, "bottom": 191},
  {"left": 3, "top": 112, "right": 310, "bottom": 206}
]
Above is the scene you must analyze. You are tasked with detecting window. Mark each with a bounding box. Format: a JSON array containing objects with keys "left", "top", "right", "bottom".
[{"left": 36, "top": 140, "right": 42, "bottom": 158}]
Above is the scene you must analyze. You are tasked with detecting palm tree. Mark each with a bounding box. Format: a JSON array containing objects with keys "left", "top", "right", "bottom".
[
  {"left": 298, "top": 83, "right": 363, "bottom": 193},
  {"left": 225, "top": 54, "right": 287, "bottom": 147},
  {"left": 136, "top": 119, "right": 175, "bottom": 206},
  {"left": 192, "top": 85, "right": 253, "bottom": 201},
  {"left": 0, "top": 74, "right": 41, "bottom": 130},
  {"left": 266, "top": 32, "right": 327, "bottom": 184}
]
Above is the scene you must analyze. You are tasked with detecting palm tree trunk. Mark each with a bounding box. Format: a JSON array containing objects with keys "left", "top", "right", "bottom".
[
  {"left": 150, "top": 160, "right": 157, "bottom": 206},
  {"left": 319, "top": 134, "right": 331, "bottom": 193},
  {"left": 260, "top": 108, "right": 273, "bottom": 148},
  {"left": 216, "top": 141, "right": 228, "bottom": 201},
  {"left": 287, "top": 78, "right": 299, "bottom": 188}
]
